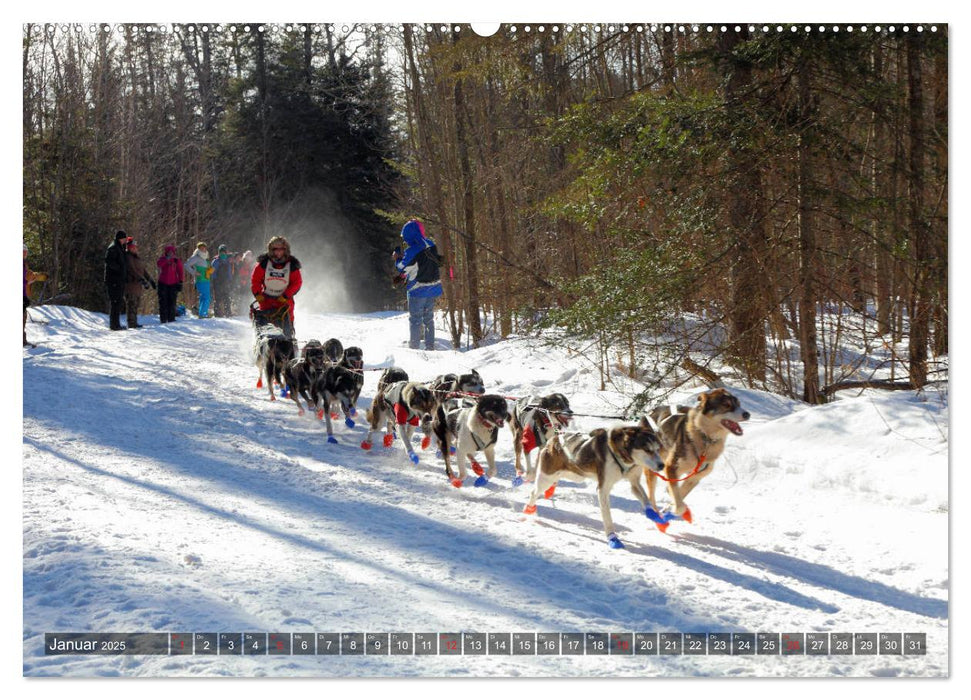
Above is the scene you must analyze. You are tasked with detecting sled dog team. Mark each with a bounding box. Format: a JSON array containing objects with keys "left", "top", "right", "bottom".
[{"left": 251, "top": 323, "right": 749, "bottom": 549}]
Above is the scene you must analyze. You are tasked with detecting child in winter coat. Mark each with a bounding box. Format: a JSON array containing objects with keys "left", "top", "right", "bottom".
[{"left": 185, "top": 242, "right": 213, "bottom": 318}]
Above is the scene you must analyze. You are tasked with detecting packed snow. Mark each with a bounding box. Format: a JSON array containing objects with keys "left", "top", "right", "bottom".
[{"left": 22, "top": 305, "right": 948, "bottom": 679}]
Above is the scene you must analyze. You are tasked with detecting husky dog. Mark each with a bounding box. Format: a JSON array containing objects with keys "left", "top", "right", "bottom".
[
  {"left": 643, "top": 388, "right": 750, "bottom": 531},
  {"left": 423, "top": 369, "right": 486, "bottom": 447},
  {"left": 301, "top": 338, "right": 324, "bottom": 361},
  {"left": 377, "top": 366, "right": 409, "bottom": 393},
  {"left": 281, "top": 341, "right": 327, "bottom": 414},
  {"left": 524, "top": 420, "right": 664, "bottom": 549},
  {"left": 254, "top": 325, "right": 296, "bottom": 401},
  {"left": 432, "top": 394, "right": 509, "bottom": 488},
  {"left": 361, "top": 380, "right": 437, "bottom": 464},
  {"left": 312, "top": 364, "right": 361, "bottom": 444},
  {"left": 509, "top": 393, "right": 573, "bottom": 482},
  {"left": 323, "top": 338, "right": 344, "bottom": 365},
  {"left": 427, "top": 369, "right": 485, "bottom": 398},
  {"left": 339, "top": 346, "right": 365, "bottom": 409}
]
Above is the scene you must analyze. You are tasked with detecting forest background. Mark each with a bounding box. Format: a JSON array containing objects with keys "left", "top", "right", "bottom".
[{"left": 21, "top": 21, "right": 948, "bottom": 407}]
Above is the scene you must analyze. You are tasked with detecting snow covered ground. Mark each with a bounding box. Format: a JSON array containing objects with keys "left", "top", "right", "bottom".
[{"left": 21, "top": 305, "right": 948, "bottom": 679}]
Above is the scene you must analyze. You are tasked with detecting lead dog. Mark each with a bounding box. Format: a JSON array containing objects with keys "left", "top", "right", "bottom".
[
  {"left": 361, "top": 380, "right": 437, "bottom": 464},
  {"left": 509, "top": 393, "right": 573, "bottom": 483},
  {"left": 254, "top": 324, "right": 296, "bottom": 401},
  {"left": 523, "top": 420, "right": 664, "bottom": 549},
  {"left": 432, "top": 394, "right": 509, "bottom": 488},
  {"left": 643, "top": 388, "right": 750, "bottom": 531}
]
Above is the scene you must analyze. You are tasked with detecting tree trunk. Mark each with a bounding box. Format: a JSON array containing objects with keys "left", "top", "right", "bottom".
[
  {"left": 797, "top": 53, "right": 822, "bottom": 404},
  {"left": 906, "top": 36, "right": 929, "bottom": 389},
  {"left": 403, "top": 25, "right": 460, "bottom": 346},
  {"left": 719, "top": 28, "right": 767, "bottom": 383},
  {"left": 451, "top": 33, "right": 483, "bottom": 346}
]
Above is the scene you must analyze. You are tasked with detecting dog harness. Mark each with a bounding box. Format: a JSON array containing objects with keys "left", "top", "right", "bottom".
[
  {"left": 444, "top": 404, "right": 498, "bottom": 452},
  {"left": 653, "top": 454, "right": 709, "bottom": 482},
  {"left": 472, "top": 413, "right": 500, "bottom": 451},
  {"left": 518, "top": 398, "right": 558, "bottom": 454},
  {"left": 263, "top": 260, "right": 292, "bottom": 297},
  {"left": 385, "top": 381, "right": 421, "bottom": 426}
]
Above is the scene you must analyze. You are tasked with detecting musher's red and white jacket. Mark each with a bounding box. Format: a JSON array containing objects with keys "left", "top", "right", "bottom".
[{"left": 251, "top": 254, "right": 302, "bottom": 321}]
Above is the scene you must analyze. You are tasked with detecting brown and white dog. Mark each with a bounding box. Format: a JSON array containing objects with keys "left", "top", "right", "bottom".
[
  {"left": 523, "top": 420, "right": 664, "bottom": 549},
  {"left": 509, "top": 393, "right": 573, "bottom": 484},
  {"left": 432, "top": 394, "right": 509, "bottom": 488},
  {"left": 361, "top": 379, "right": 437, "bottom": 464},
  {"left": 643, "top": 388, "right": 750, "bottom": 531}
]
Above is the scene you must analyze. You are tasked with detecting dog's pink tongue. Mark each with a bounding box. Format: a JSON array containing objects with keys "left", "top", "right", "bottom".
[{"left": 722, "top": 420, "right": 743, "bottom": 436}]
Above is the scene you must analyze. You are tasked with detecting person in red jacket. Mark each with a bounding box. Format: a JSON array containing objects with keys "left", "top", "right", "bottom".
[
  {"left": 251, "top": 236, "right": 302, "bottom": 335},
  {"left": 156, "top": 244, "right": 184, "bottom": 324}
]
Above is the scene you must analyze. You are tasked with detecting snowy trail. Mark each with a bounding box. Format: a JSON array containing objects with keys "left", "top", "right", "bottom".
[{"left": 22, "top": 307, "right": 948, "bottom": 677}]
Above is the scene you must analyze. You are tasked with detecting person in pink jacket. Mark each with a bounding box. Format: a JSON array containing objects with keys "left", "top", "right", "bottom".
[{"left": 156, "top": 245, "right": 184, "bottom": 324}]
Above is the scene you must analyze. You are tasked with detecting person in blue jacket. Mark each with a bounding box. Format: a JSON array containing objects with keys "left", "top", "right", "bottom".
[{"left": 394, "top": 219, "right": 443, "bottom": 350}]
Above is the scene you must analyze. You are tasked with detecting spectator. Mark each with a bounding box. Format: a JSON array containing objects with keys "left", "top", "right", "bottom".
[
  {"left": 394, "top": 219, "right": 443, "bottom": 350},
  {"left": 211, "top": 244, "right": 235, "bottom": 317},
  {"left": 104, "top": 230, "right": 130, "bottom": 331},
  {"left": 251, "top": 236, "right": 302, "bottom": 337},
  {"left": 237, "top": 250, "right": 255, "bottom": 311},
  {"left": 123, "top": 240, "right": 155, "bottom": 329},
  {"left": 156, "top": 244, "right": 183, "bottom": 324},
  {"left": 185, "top": 242, "right": 213, "bottom": 318},
  {"left": 23, "top": 244, "right": 46, "bottom": 346}
]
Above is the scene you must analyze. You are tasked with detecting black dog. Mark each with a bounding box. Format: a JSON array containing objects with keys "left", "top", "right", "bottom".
[
  {"left": 283, "top": 342, "right": 327, "bottom": 415},
  {"left": 323, "top": 338, "right": 344, "bottom": 365},
  {"left": 254, "top": 325, "right": 296, "bottom": 402},
  {"left": 312, "top": 364, "right": 362, "bottom": 444},
  {"left": 339, "top": 346, "right": 365, "bottom": 408}
]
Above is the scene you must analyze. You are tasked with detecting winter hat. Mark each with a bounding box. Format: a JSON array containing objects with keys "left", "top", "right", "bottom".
[
  {"left": 116, "top": 230, "right": 128, "bottom": 241},
  {"left": 164, "top": 245, "right": 177, "bottom": 255},
  {"left": 218, "top": 244, "right": 228, "bottom": 254},
  {"left": 196, "top": 242, "right": 208, "bottom": 249}
]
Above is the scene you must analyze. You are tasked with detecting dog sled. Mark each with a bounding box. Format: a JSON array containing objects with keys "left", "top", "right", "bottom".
[{"left": 250, "top": 300, "right": 294, "bottom": 339}]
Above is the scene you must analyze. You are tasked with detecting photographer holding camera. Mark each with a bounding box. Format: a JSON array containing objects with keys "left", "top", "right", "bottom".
[{"left": 394, "top": 219, "right": 442, "bottom": 351}]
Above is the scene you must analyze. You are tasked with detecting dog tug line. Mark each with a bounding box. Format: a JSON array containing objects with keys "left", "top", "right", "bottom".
[{"left": 254, "top": 330, "right": 751, "bottom": 549}]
